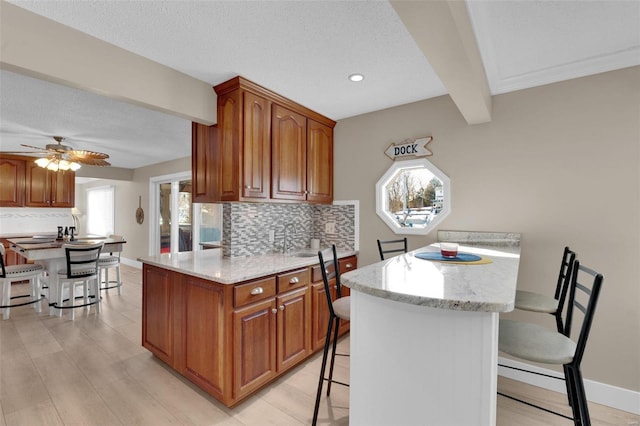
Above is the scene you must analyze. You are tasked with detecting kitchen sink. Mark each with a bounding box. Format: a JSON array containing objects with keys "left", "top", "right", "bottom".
[{"left": 288, "top": 250, "right": 318, "bottom": 258}]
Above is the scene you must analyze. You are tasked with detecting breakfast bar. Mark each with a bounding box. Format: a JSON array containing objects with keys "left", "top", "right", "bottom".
[{"left": 341, "top": 242, "right": 520, "bottom": 426}]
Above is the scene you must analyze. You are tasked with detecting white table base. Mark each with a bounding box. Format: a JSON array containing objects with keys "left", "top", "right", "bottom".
[{"left": 349, "top": 290, "right": 499, "bottom": 426}]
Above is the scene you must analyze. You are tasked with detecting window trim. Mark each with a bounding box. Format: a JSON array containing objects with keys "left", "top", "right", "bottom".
[{"left": 375, "top": 158, "right": 451, "bottom": 235}]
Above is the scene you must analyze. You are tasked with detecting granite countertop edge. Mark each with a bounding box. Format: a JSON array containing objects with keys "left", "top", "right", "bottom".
[
  {"left": 342, "top": 281, "right": 514, "bottom": 313},
  {"left": 138, "top": 249, "right": 358, "bottom": 285},
  {"left": 340, "top": 243, "right": 520, "bottom": 313}
]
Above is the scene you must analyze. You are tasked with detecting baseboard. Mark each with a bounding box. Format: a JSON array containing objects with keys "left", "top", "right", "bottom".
[
  {"left": 121, "top": 257, "right": 142, "bottom": 269},
  {"left": 498, "top": 356, "right": 640, "bottom": 415}
]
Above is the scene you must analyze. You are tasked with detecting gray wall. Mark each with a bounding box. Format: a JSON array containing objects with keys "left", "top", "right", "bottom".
[{"left": 334, "top": 66, "right": 640, "bottom": 392}]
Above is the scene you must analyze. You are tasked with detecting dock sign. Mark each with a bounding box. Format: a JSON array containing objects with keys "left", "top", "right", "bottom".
[{"left": 385, "top": 136, "right": 433, "bottom": 160}]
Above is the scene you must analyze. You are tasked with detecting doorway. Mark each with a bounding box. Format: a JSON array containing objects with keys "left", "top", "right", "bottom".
[{"left": 149, "top": 172, "right": 193, "bottom": 256}]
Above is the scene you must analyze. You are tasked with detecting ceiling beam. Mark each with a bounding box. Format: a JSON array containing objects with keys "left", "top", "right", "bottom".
[
  {"left": 391, "top": 0, "right": 492, "bottom": 124},
  {"left": 0, "top": 1, "right": 217, "bottom": 125}
]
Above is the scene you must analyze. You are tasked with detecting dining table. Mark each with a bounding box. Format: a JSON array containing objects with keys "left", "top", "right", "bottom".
[
  {"left": 341, "top": 240, "right": 521, "bottom": 426},
  {"left": 8, "top": 235, "right": 126, "bottom": 316}
]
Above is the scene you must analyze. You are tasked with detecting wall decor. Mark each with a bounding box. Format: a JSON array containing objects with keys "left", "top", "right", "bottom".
[
  {"left": 136, "top": 196, "right": 144, "bottom": 224},
  {"left": 385, "top": 136, "right": 433, "bottom": 160}
]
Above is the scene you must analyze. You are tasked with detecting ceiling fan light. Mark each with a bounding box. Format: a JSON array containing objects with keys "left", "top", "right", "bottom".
[
  {"left": 70, "top": 162, "right": 81, "bottom": 171},
  {"left": 35, "top": 157, "right": 50, "bottom": 168},
  {"left": 58, "top": 160, "right": 71, "bottom": 170},
  {"left": 47, "top": 161, "right": 59, "bottom": 171}
]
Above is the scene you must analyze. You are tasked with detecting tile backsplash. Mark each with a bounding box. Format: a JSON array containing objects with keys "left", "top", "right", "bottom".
[{"left": 222, "top": 202, "right": 356, "bottom": 257}]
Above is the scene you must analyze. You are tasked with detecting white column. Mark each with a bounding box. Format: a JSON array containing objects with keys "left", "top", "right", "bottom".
[{"left": 349, "top": 290, "right": 498, "bottom": 426}]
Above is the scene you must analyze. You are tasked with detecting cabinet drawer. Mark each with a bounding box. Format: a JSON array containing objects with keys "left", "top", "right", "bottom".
[
  {"left": 234, "top": 276, "right": 276, "bottom": 308},
  {"left": 277, "top": 268, "right": 310, "bottom": 293},
  {"left": 339, "top": 256, "right": 357, "bottom": 274}
]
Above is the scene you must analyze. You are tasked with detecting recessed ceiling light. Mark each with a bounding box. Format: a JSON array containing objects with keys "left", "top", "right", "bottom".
[{"left": 349, "top": 73, "right": 364, "bottom": 82}]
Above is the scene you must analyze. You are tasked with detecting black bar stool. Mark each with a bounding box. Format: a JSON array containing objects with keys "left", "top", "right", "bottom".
[
  {"left": 0, "top": 245, "right": 45, "bottom": 320},
  {"left": 498, "top": 260, "right": 604, "bottom": 426},
  {"left": 55, "top": 242, "right": 103, "bottom": 320},
  {"left": 377, "top": 237, "right": 407, "bottom": 260},
  {"left": 514, "top": 246, "right": 576, "bottom": 333},
  {"left": 312, "top": 245, "right": 350, "bottom": 426}
]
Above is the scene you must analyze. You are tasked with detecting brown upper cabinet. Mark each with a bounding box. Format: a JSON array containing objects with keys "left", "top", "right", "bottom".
[
  {"left": 0, "top": 156, "right": 26, "bottom": 207},
  {"left": 25, "top": 161, "right": 75, "bottom": 207},
  {"left": 191, "top": 122, "right": 219, "bottom": 203},
  {"left": 192, "top": 76, "right": 335, "bottom": 204},
  {"left": 0, "top": 155, "right": 74, "bottom": 208}
]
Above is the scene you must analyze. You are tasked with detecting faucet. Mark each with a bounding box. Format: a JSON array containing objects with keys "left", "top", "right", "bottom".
[{"left": 283, "top": 223, "right": 296, "bottom": 254}]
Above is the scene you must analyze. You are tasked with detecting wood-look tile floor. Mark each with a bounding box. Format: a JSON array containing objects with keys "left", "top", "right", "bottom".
[{"left": 1, "top": 265, "right": 638, "bottom": 425}]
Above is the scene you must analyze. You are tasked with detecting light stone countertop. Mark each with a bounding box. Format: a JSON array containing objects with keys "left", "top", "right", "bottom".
[
  {"left": 341, "top": 243, "right": 520, "bottom": 312},
  {"left": 138, "top": 248, "right": 358, "bottom": 285}
]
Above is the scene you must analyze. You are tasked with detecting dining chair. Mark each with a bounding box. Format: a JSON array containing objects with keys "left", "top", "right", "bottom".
[
  {"left": 498, "top": 260, "right": 604, "bottom": 426},
  {"left": 377, "top": 237, "right": 408, "bottom": 260},
  {"left": 312, "top": 245, "right": 350, "bottom": 426},
  {"left": 99, "top": 234, "right": 124, "bottom": 295},
  {"left": 515, "top": 246, "right": 576, "bottom": 333},
  {"left": 0, "top": 245, "right": 45, "bottom": 320},
  {"left": 56, "top": 242, "right": 103, "bottom": 320}
]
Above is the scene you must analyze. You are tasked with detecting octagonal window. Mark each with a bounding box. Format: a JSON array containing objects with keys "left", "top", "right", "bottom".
[{"left": 375, "top": 158, "right": 450, "bottom": 235}]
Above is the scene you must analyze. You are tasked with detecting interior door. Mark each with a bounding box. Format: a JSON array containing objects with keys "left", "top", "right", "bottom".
[{"left": 152, "top": 173, "right": 193, "bottom": 255}]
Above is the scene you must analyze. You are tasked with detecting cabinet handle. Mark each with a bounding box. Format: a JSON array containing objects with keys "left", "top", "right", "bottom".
[
  {"left": 250, "top": 287, "right": 264, "bottom": 295},
  {"left": 289, "top": 277, "right": 299, "bottom": 284},
  {"left": 271, "top": 308, "right": 277, "bottom": 314},
  {"left": 345, "top": 263, "right": 353, "bottom": 269},
  {"left": 279, "top": 305, "right": 285, "bottom": 311},
  {"left": 245, "top": 185, "right": 250, "bottom": 189},
  {"left": 304, "top": 190, "right": 308, "bottom": 195}
]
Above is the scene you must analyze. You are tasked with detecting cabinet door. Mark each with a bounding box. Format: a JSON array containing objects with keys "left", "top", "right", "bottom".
[
  {"left": 233, "top": 298, "right": 277, "bottom": 399},
  {"left": 50, "top": 169, "right": 75, "bottom": 207},
  {"left": 218, "top": 91, "right": 242, "bottom": 201},
  {"left": 242, "top": 91, "right": 270, "bottom": 200},
  {"left": 307, "top": 119, "right": 333, "bottom": 204},
  {"left": 142, "top": 265, "right": 174, "bottom": 365},
  {"left": 25, "top": 162, "right": 51, "bottom": 207},
  {"left": 180, "top": 274, "right": 226, "bottom": 399},
  {"left": 311, "top": 281, "right": 335, "bottom": 351},
  {"left": 277, "top": 287, "right": 311, "bottom": 372},
  {"left": 0, "top": 157, "right": 25, "bottom": 207},
  {"left": 271, "top": 104, "right": 307, "bottom": 201},
  {"left": 192, "top": 122, "right": 219, "bottom": 203}
]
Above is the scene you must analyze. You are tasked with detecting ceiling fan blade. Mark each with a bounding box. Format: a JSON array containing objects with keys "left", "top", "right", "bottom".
[
  {"left": 72, "top": 157, "right": 111, "bottom": 167},
  {"left": 67, "top": 150, "right": 110, "bottom": 160},
  {"left": 0, "top": 150, "right": 48, "bottom": 155},
  {"left": 20, "top": 143, "right": 50, "bottom": 151}
]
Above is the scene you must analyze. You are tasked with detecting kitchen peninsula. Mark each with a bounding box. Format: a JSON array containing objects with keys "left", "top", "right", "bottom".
[
  {"left": 138, "top": 248, "right": 357, "bottom": 407},
  {"left": 341, "top": 241, "right": 520, "bottom": 426}
]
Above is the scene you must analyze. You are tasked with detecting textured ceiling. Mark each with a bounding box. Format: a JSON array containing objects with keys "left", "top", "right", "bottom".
[{"left": 1, "top": 0, "right": 638, "bottom": 170}]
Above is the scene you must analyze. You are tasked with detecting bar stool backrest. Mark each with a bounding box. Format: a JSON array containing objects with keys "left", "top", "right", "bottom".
[
  {"left": 318, "top": 245, "right": 341, "bottom": 314},
  {"left": 564, "top": 261, "right": 604, "bottom": 366},
  {"left": 377, "top": 237, "right": 408, "bottom": 261},
  {"left": 62, "top": 243, "right": 103, "bottom": 279},
  {"left": 553, "top": 247, "right": 577, "bottom": 333},
  {"left": 0, "top": 244, "right": 7, "bottom": 278}
]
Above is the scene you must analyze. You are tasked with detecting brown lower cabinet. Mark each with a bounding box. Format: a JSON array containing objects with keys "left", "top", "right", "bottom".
[{"left": 142, "top": 255, "right": 356, "bottom": 407}]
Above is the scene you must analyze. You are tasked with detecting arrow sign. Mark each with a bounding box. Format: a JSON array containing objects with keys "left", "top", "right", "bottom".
[{"left": 385, "top": 136, "right": 433, "bottom": 160}]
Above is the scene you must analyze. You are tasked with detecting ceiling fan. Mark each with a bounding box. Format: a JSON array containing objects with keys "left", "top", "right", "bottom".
[{"left": 2, "top": 136, "right": 111, "bottom": 170}]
